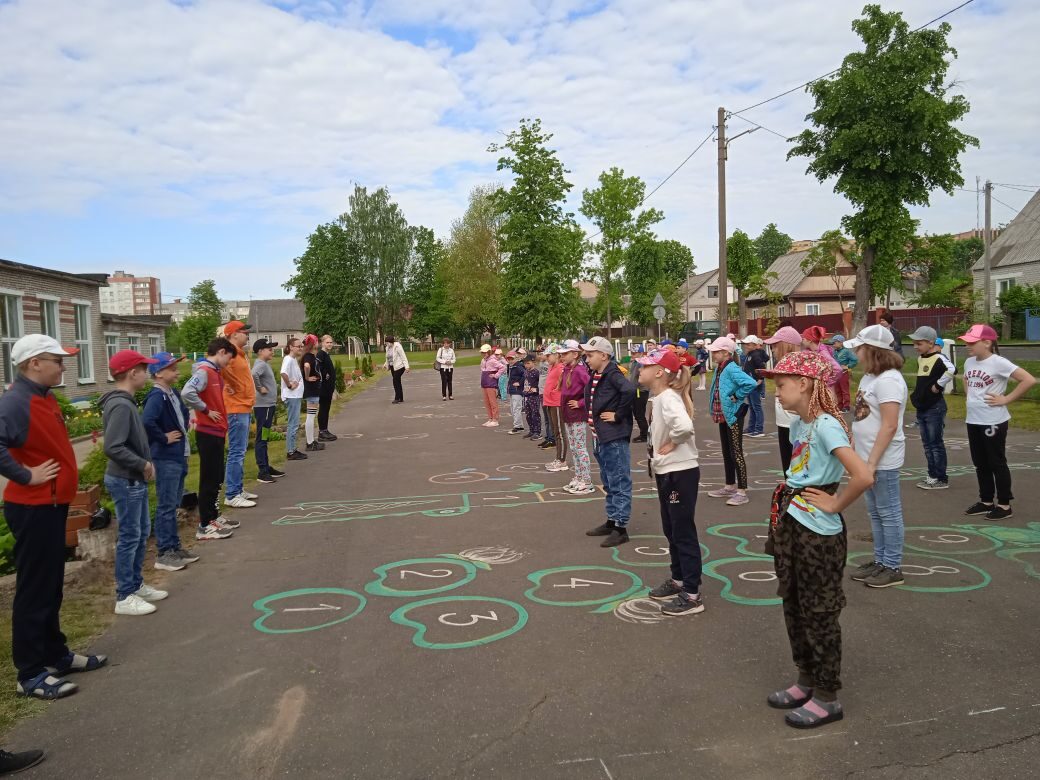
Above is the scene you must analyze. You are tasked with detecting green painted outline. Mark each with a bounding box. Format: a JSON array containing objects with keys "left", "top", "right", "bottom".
[
  {"left": 996, "top": 548, "right": 1040, "bottom": 580},
  {"left": 252, "top": 588, "right": 366, "bottom": 634},
  {"left": 702, "top": 556, "right": 782, "bottom": 607},
  {"left": 390, "top": 596, "right": 529, "bottom": 650},
  {"left": 524, "top": 566, "right": 644, "bottom": 607},
  {"left": 610, "top": 534, "right": 710, "bottom": 568},
  {"left": 846, "top": 551, "right": 991, "bottom": 593},
  {"left": 706, "top": 523, "right": 772, "bottom": 559},
  {"left": 365, "top": 557, "right": 482, "bottom": 598},
  {"left": 902, "top": 526, "right": 1001, "bottom": 555}
]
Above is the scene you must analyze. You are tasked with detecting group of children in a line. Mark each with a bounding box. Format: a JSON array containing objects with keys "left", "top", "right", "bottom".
[{"left": 475, "top": 319, "right": 1036, "bottom": 730}]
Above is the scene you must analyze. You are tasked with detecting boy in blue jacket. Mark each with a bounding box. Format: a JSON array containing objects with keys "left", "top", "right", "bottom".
[{"left": 142, "top": 352, "right": 201, "bottom": 572}]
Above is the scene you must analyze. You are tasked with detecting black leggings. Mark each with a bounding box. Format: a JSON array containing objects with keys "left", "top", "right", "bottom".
[
  {"left": 778, "top": 426, "right": 793, "bottom": 475},
  {"left": 967, "top": 422, "right": 1013, "bottom": 505},
  {"left": 719, "top": 405, "right": 749, "bottom": 489},
  {"left": 439, "top": 368, "right": 453, "bottom": 398}
]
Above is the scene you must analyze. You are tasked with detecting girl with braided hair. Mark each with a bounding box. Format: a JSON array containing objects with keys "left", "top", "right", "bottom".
[{"left": 757, "top": 351, "right": 873, "bottom": 730}]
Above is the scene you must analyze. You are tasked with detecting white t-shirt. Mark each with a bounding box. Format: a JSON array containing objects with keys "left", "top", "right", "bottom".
[
  {"left": 775, "top": 397, "right": 798, "bottom": 429},
  {"left": 963, "top": 354, "right": 1020, "bottom": 426},
  {"left": 648, "top": 389, "right": 699, "bottom": 474},
  {"left": 280, "top": 355, "right": 303, "bottom": 400},
  {"left": 852, "top": 369, "right": 907, "bottom": 470}
]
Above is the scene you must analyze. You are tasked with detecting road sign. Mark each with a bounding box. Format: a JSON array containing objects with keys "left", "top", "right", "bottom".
[
  {"left": 653, "top": 305, "right": 666, "bottom": 320},
  {"left": 652, "top": 293, "right": 666, "bottom": 307}
]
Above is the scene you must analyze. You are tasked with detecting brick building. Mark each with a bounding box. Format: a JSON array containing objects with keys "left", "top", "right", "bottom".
[
  {"left": 99, "top": 270, "right": 163, "bottom": 316},
  {"left": 0, "top": 258, "right": 170, "bottom": 401}
]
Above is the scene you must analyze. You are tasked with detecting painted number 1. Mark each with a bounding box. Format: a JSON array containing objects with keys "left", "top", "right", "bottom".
[
  {"left": 438, "top": 611, "right": 499, "bottom": 626},
  {"left": 400, "top": 569, "right": 454, "bottom": 579},
  {"left": 553, "top": 578, "right": 613, "bottom": 589}
]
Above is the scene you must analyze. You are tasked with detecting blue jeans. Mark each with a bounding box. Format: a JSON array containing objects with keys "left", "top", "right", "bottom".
[
  {"left": 153, "top": 458, "right": 187, "bottom": 554},
  {"left": 744, "top": 383, "right": 765, "bottom": 435},
  {"left": 864, "top": 469, "right": 904, "bottom": 569},
  {"left": 104, "top": 475, "right": 151, "bottom": 600},
  {"left": 593, "top": 439, "right": 632, "bottom": 527},
  {"left": 254, "top": 406, "right": 276, "bottom": 474},
  {"left": 285, "top": 398, "right": 301, "bottom": 454},
  {"left": 224, "top": 412, "right": 251, "bottom": 499},
  {"left": 917, "top": 400, "right": 947, "bottom": 482}
]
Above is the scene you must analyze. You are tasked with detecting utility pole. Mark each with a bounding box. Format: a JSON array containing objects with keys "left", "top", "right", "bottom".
[
  {"left": 983, "top": 179, "right": 992, "bottom": 321},
  {"left": 717, "top": 107, "right": 728, "bottom": 329}
]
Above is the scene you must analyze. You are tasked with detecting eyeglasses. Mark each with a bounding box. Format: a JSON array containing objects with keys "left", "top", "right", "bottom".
[{"left": 35, "top": 357, "right": 65, "bottom": 367}]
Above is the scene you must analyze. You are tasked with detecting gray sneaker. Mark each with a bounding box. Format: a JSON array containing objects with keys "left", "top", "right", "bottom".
[
  {"left": 648, "top": 579, "right": 683, "bottom": 602},
  {"left": 850, "top": 560, "right": 882, "bottom": 582},
  {"left": 175, "top": 548, "right": 200, "bottom": 563},
  {"left": 863, "top": 566, "right": 905, "bottom": 589},
  {"left": 154, "top": 551, "right": 186, "bottom": 572}
]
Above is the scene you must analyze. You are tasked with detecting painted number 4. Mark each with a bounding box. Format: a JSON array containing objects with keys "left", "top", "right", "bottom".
[
  {"left": 553, "top": 578, "right": 613, "bottom": 589},
  {"left": 438, "top": 611, "right": 499, "bottom": 627}
]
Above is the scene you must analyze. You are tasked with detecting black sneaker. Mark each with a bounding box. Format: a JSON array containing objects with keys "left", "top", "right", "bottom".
[
  {"left": 661, "top": 593, "right": 705, "bottom": 616},
  {"left": 585, "top": 521, "right": 616, "bottom": 537},
  {"left": 986, "top": 505, "right": 1013, "bottom": 521},
  {"left": 522, "top": 433, "right": 534, "bottom": 440},
  {"left": 268, "top": 468, "right": 286, "bottom": 478},
  {"left": 319, "top": 431, "right": 338, "bottom": 441},
  {"left": 850, "top": 560, "right": 882, "bottom": 582},
  {"left": 538, "top": 440, "right": 554, "bottom": 449},
  {"left": 632, "top": 436, "right": 647, "bottom": 443},
  {"left": 287, "top": 451, "right": 308, "bottom": 461},
  {"left": 508, "top": 427, "right": 524, "bottom": 435},
  {"left": 306, "top": 441, "right": 325, "bottom": 452},
  {"left": 0, "top": 748, "right": 44, "bottom": 775},
  {"left": 648, "top": 579, "right": 682, "bottom": 602},
  {"left": 964, "top": 502, "right": 994, "bottom": 516},
  {"left": 256, "top": 473, "right": 276, "bottom": 484},
  {"left": 600, "top": 528, "right": 629, "bottom": 548},
  {"left": 863, "top": 566, "right": 905, "bottom": 589}
]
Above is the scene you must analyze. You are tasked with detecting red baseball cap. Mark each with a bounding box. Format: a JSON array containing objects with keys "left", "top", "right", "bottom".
[
  {"left": 636, "top": 349, "right": 683, "bottom": 374},
  {"left": 109, "top": 349, "right": 159, "bottom": 375},
  {"left": 958, "top": 324, "right": 998, "bottom": 343},
  {"left": 224, "top": 320, "right": 251, "bottom": 335}
]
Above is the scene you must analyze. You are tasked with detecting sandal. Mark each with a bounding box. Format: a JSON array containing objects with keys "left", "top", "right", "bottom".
[
  {"left": 16, "top": 673, "right": 78, "bottom": 700},
  {"left": 784, "top": 698, "right": 844, "bottom": 729},
  {"left": 46, "top": 652, "right": 108, "bottom": 675},
  {"left": 767, "top": 684, "right": 812, "bottom": 709}
]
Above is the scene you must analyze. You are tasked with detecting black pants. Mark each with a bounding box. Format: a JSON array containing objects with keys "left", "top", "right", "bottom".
[
  {"left": 546, "top": 406, "right": 567, "bottom": 462},
  {"left": 967, "top": 422, "right": 1013, "bottom": 505},
  {"left": 778, "top": 426, "right": 793, "bottom": 475},
  {"left": 196, "top": 431, "right": 226, "bottom": 525},
  {"left": 318, "top": 391, "right": 333, "bottom": 431},
  {"left": 655, "top": 467, "right": 702, "bottom": 594},
  {"left": 6, "top": 502, "right": 70, "bottom": 682},
  {"left": 719, "top": 405, "right": 749, "bottom": 489},
  {"left": 254, "top": 406, "right": 275, "bottom": 474},
  {"left": 439, "top": 368, "right": 453, "bottom": 398},
  {"left": 633, "top": 393, "right": 649, "bottom": 438},
  {"left": 391, "top": 367, "right": 405, "bottom": 402},
  {"left": 542, "top": 403, "right": 553, "bottom": 442},
  {"left": 770, "top": 512, "right": 846, "bottom": 694}
]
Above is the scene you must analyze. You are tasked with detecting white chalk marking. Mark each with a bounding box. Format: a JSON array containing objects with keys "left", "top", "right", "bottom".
[
  {"left": 599, "top": 758, "right": 614, "bottom": 779},
  {"left": 968, "top": 707, "right": 1007, "bottom": 716},
  {"left": 282, "top": 604, "right": 341, "bottom": 613},
  {"left": 615, "top": 750, "right": 669, "bottom": 758},
  {"left": 555, "top": 758, "right": 595, "bottom": 765},
  {"left": 885, "top": 718, "right": 938, "bottom": 728},
  {"left": 788, "top": 730, "right": 847, "bottom": 742},
  {"left": 553, "top": 578, "right": 613, "bottom": 588}
]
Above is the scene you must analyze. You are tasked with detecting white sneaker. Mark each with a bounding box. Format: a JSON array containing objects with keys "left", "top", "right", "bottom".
[
  {"left": 115, "top": 594, "right": 156, "bottom": 616},
  {"left": 225, "top": 494, "right": 256, "bottom": 508},
  {"left": 196, "top": 524, "right": 233, "bottom": 540},
  {"left": 568, "top": 483, "right": 596, "bottom": 495},
  {"left": 566, "top": 477, "right": 579, "bottom": 489},
  {"left": 488, "top": 420, "right": 499, "bottom": 427},
  {"left": 554, "top": 462, "right": 570, "bottom": 472},
  {"left": 240, "top": 490, "right": 258, "bottom": 500},
  {"left": 708, "top": 486, "right": 738, "bottom": 498},
  {"left": 545, "top": 460, "right": 561, "bottom": 472},
  {"left": 214, "top": 515, "right": 241, "bottom": 529},
  {"left": 134, "top": 583, "right": 168, "bottom": 602},
  {"left": 482, "top": 420, "right": 496, "bottom": 427}
]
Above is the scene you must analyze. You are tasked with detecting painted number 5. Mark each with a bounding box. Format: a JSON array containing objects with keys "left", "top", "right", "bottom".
[
  {"left": 438, "top": 611, "right": 499, "bottom": 626},
  {"left": 400, "top": 569, "right": 454, "bottom": 579}
]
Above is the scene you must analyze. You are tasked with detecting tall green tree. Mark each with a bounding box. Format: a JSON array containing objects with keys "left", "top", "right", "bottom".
[
  {"left": 624, "top": 237, "right": 694, "bottom": 328},
  {"left": 754, "top": 223, "right": 793, "bottom": 269},
  {"left": 580, "top": 167, "right": 663, "bottom": 337},
  {"left": 178, "top": 279, "right": 224, "bottom": 353},
  {"left": 285, "top": 221, "right": 368, "bottom": 341},
  {"left": 788, "top": 4, "right": 978, "bottom": 331},
  {"left": 726, "top": 229, "right": 762, "bottom": 335},
  {"left": 490, "top": 119, "right": 586, "bottom": 338},
  {"left": 406, "top": 226, "right": 454, "bottom": 341},
  {"left": 443, "top": 185, "right": 504, "bottom": 340},
  {"left": 658, "top": 239, "right": 695, "bottom": 288},
  {"left": 952, "top": 236, "right": 984, "bottom": 275}
]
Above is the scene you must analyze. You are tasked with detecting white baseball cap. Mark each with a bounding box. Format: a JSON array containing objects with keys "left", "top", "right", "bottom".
[
  {"left": 843, "top": 324, "right": 895, "bottom": 351},
  {"left": 479, "top": 344, "right": 492, "bottom": 353},
  {"left": 579, "top": 336, "right": 614, "bottom": 356},
  {"left": 11, "top": 334, "right": 79, "bottom": 366},
  {"left": 740, "top": 335, "right": 764, "bottom": 345}
]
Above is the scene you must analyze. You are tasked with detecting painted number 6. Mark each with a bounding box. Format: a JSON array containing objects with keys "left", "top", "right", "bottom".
[{"left": 438, "top": 611, "right": 500, "bottom": 627}]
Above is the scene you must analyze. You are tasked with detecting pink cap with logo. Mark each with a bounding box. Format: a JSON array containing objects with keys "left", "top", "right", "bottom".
[{"left": 958, "top": 324, "right": 999, "bottom": 343}]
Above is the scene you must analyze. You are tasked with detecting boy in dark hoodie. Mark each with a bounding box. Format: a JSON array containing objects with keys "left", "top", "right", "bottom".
[
  {"left": 101, "top": 350, "right": 165, "bottom": 616},
  {"left": 142, "top": 352, "right": 200, "bottom": 573},
  {"left": 522, "top": 355, "right": 542, "bottom": 440}
]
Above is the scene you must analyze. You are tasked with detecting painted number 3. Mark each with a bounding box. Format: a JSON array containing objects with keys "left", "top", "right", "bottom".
[{"left": 437, "top": 611, "right": 499, "bottom": 626}]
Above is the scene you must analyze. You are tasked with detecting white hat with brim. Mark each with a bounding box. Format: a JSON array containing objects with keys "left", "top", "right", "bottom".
[
  {"left": 479, "top": 344, "right": 492, "bottom": 353},
  {"left": 740, "top": 335, "right": 764, "bottom": 345},
  {"left": 843, "top": 324, "right": 895, "bottom": 351},
  {"left": 579, "top": 336, "right": 614, "bottom": 356},
  {"left": 11, "top": 334, "right": 79, "bottom": 366}
]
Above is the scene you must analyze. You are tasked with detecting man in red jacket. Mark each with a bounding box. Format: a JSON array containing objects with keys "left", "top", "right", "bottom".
[{"left": 0, "top": 335, "right": 107, "bottom": 700}]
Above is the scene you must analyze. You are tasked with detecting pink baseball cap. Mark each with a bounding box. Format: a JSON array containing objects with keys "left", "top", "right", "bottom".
[
  {"left": 706, "top": 337, "right": 737, "bottom": 353},
  {"left": 636, "top": 349, "right": 682, "bottom": 374},
  {"left": 765, "top": 326, "right": 802, "bottom": 346},
  {"left": 958, "top": 324, "right": 998, "bottom": 343}
]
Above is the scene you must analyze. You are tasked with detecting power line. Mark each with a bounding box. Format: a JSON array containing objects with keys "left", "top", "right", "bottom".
[
  {"left": 993, "top": 183, "right": 1040, "bottom": 193},
  {"left": 990, "top": 194, "right": 1024, "bottom": 215},
  {"left": 728, "top": 113, "right": 792, "bottom": 140},
  {"left": 730, "top": 0, "right": 977, "bottom": 117}
]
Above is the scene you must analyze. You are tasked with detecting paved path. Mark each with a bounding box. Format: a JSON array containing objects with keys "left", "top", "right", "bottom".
[{"left": 11, "top": 367, "right": 1040, "bottom": 778}]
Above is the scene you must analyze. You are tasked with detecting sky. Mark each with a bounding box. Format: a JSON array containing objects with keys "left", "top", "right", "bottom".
[{"left": 1, "top": 0, "right": 1037, "bottom": 302}]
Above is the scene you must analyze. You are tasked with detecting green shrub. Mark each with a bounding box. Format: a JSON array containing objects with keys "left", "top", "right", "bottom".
[
  {"left": 335, "top": 370, "right": 347, "bottom": 394},
  {"left": 78, "top": 444, "right": 109, "bottom": 495},
  {"left": 0, "top": 512, "right": 15, "bottom": 576},
  {"left": 53, "top": 390, "right": 77, "bottom": 421}
]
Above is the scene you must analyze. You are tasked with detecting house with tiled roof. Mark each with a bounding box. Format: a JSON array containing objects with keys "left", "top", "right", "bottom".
[{"left": 972, "top": 189, "right": 1040, "bottom": 310}]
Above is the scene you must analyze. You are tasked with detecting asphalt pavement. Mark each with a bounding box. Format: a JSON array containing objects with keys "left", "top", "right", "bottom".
[{"left": 10, "top": 365, "right": 1040, "bottom": 779}]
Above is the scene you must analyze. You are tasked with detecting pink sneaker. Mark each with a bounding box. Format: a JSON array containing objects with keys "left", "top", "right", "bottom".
[{"left": 708, "top": 486, "right": 737, "bottom": 498}]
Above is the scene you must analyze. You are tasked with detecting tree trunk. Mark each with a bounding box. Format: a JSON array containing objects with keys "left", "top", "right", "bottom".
[
  {"left": 605, "top": 275, "right": 612, "bottom": 340},
  {"left": 852, "top": 245, "right": 874, "bottom": 332},
  {"left": 737, "top": 290, "right": 747, "bottom": 338}
]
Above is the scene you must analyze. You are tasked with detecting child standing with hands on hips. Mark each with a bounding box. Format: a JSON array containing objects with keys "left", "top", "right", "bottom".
[{"left": 757, "top": 352, "right": 873, "bottom": 729}]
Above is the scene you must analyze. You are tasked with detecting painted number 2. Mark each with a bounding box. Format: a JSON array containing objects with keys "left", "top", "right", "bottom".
[
  {"left": 399, "top": 569, "right": 454, "bottom": 579},
  {"left": 437, "top": 611, "right": 499, "bottom": 626}
]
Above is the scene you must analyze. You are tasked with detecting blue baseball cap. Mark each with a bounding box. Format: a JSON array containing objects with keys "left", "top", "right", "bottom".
[
  {"left": 660, "top": 339, "right": 674, "bottom": 346},
  {"left": 677, "top": 338, "right": 689, "bottom": 348},
  {"left": 631, "top": 344, "right": 646, "bottom": 353},
  {"left": 148, "top": 351, "right": 186, "bottom": 374},
  {"left": 827, "top": 334, "right": 846, "bottom": 344}
]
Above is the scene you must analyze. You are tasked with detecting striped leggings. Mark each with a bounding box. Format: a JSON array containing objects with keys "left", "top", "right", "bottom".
[{"left": 546, "top": 406, "right": 568, "bottom": 463}]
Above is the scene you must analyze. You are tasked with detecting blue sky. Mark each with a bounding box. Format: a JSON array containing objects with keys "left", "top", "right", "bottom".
[{"left": 0, "top": 0, "right": 1036, "bottom": 302}]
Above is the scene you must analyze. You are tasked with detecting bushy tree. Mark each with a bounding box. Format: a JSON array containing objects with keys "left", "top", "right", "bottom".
[
  {"left": 406, "top": 226, "right": 454, "bottom": 341},
  {"left": 754, "top": 223, "right": 793, "bottom": 269},
  {"left": 179, "top": 280, "right": 223, "bottom": 352},
  {"left": 726, "top": 229, "right": 761, "bottom": 336},
  {"left": 443, "top": 184, "right": 504, "bottom": 340},
  {"left": 285, "top": 221, "right": 367, "bottom": 342}
]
